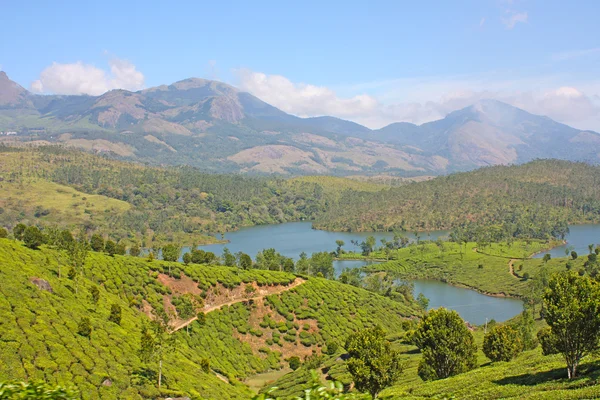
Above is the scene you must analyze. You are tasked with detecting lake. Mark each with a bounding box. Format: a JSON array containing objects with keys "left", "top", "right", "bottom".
[{"left": 533, "top": 224, "right": 600, "bottom": 259}]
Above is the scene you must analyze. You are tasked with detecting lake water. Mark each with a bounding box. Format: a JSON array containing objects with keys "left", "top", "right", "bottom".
[
  {"left": 412, "top": 280, "right": 523, "bottom": 325},
  {"left": 532, "top": 224, "right": 600, "bottom": 259},
  {"left": 200, "top": 221, "right": 448, "bottom": 260}
]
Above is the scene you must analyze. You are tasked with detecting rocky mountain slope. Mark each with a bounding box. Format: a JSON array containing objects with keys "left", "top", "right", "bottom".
[{"left": 1, "top": 72, "right": 599, "bottom": 175}]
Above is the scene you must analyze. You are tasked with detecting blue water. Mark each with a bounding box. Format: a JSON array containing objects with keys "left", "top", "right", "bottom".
[
  {"left": 198, "top": 221, "right": 448, "bottom": 261},
  {"left": 412, "top": 280, "right": 523, "bottom": 325},
  {"left": 533, "top": 224, "right": 600, "bottom": 259}
]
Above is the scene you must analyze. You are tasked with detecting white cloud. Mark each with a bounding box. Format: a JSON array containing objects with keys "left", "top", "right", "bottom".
[
  {"left": 502, "top": 11, "right": 528, "bottom": 29},
  {"left": 236, "top": 69, "right": 379, "bottom": 119},
  {"left": 30, "top": 58, "right": 144, "bottom": 95},
  {"left": 235, "top": 69, "right": 600, "bottom": 131}
]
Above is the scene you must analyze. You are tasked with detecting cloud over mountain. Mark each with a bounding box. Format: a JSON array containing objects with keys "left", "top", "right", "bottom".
[{"left": 30, "top": 58, "right": 145, "bottom": 95}]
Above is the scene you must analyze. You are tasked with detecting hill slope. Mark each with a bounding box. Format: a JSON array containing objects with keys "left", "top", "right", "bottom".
[{"left": 0, "top": 238, "right": 418, "bottom": 398}]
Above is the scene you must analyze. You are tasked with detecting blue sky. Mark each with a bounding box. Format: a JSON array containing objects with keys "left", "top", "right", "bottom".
[{"left": 1, "top": 0, "right": 599, "bottom": 129}]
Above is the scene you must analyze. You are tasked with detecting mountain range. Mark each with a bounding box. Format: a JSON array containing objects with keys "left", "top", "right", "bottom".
[{"left": 1, "top": 71, "right": 599, "bottom": 175}]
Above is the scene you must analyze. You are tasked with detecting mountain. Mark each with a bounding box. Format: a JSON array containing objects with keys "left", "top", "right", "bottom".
[
  {"left": 1, "top": 72, "right": 599, "bottom": 175},
  {"left": 373, "top": 99, "right": 600, "bottom": 169}
]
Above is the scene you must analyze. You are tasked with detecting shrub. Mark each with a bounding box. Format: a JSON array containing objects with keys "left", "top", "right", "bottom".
[
  {"left": 108, "top": 304, "right": 122, "bottom": 325},
  {"left": 23, "top": 226, "right": 43, "bottom": 249},
  {"left": 483, "top": 325, "right": 523, "bottom": 362},
  {"left": 415, "top": 308, "right": 477, "bottom": 381},
  {"left": 0, "top": 227, "right": 8, "bottom": 238},
  {"left": 288, "top": 356, "right": 301, "bottom": 371},
  {"left": 77, "top": 318, "right": 92, "bottom": 337}
]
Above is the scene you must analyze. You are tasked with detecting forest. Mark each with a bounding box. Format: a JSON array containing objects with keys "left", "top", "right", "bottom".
[{"left": 2, "top": 146, "right": 600, "bottom": 251}]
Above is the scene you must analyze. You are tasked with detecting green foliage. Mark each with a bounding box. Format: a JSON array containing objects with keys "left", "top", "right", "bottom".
[
  {"left": 537, "top": 327, "right": 560, "bottom": 356},
  {"left": 129, "top": 244, "right": 141, "bottom": 257},
  {"left": 89, "top": 285, "right": 100, "bottom": 305},
  {"left": 345, "top": 326, "right": 404, "bottom": 398},
  {"left": 482, "top": 325, "right": 523, "bottom": 362},
  {"left": 89, "top": 234, "right": 104, "bottom": 252},
  {"left": 0, "top": 381, "right": 78, "bottom": 399},
  {"left": 77, "top": 317, "right": 92, "bottom": 338},
  {"left": 13, "top": 223, "right": 27, "bottom": 240},
  {"left": 104, "top": 240, "right": 116, "bottom": 256},
  {"left": 316, "top": 159, "right": 600, "bottom": 235},
  {"left": 543, "top": 272, "right": 600, "bottom": 378},
  {"left": 200, "top": 358, "right": 210, "bottom": 374},
  {"left": 325, "top": 340, "right": 339, "bottom": 355},
  {"left": 161, "top": 244, "right": 181, "bottom": 262},
  {"left": 415, "top": 308, "right": 477, "bottom": 381},
  {"left": 0, "top": 228, "right": 8, "bottom": 239},
  {"left": 416, "top": 293, "right": 429, "bottom": 311},
  {"left": 289, "top": 356, "right": 301, "bottom": 371},
  {"left": 108, "top": 303, "right": 122, "bottom": 325},
  {"left": 23, "top": 226, "right": 43, "bottom": 249}
]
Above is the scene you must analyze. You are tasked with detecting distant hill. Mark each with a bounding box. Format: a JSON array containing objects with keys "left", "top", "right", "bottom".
[{"left": 1, "top": 72, "right": 599, "bottom": 175}]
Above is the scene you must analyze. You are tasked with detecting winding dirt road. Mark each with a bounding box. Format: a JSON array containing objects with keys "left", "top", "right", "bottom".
[{"left": 171, "top": 277, "right": 306, "bottom": 332}]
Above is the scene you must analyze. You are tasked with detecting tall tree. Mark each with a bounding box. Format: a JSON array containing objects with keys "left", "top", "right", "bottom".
[
  {"left": 345, "top": 326, "right": 403, "bottom": 398},
  {"left": 138, "top": 316, "right": 175, "bottom": 390},
  {"left": 543, "top": 272, "right": 600, "bottom": 378}
]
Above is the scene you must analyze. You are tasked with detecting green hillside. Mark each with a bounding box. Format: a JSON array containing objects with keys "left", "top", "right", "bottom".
[
  {"left": 315, "top": 159, "right": 600, "bottom": 234},
  {"left": 0, "top": 238, "right": 418, "bottom": 399}
]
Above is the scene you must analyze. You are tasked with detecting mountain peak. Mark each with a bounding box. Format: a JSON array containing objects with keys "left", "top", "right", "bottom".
[{"left": 0, "top": 71, "right": 30, "bottom": 106}]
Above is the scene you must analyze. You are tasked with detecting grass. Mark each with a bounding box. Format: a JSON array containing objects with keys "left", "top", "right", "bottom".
[
  {"left": 357, "top": 240, "right": 558, "bottom": 297},
  {"left": 0, "top": 178, "right": 130, "bottom": 225}
]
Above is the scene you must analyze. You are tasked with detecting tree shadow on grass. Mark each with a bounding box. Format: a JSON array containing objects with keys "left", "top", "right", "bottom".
[{"left": 494, "top": 362, "right": 600, "bottom": 386}]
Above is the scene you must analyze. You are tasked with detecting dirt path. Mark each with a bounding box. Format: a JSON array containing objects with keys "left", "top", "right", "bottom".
[
  {"left": 170, "top": 277, "right": 306, "bottom": 332},
  {"left": 508, "top": 259, "right": 519, "bottom": 279}
]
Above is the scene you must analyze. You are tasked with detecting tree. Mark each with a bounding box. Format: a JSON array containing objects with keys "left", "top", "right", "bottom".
[
  {"left": 129, "top": 243, "right": 141, "bottom": 257},
  {"left": 416, "top": 293, "right": 429, "bottom": 310},
  {"left": 0, "top": 227, "right": 7, "bottom": 238},
  {"left": 77, "top": 317, "right": 92, "bottom": 337},
  {"left": 238, "top": 252, "right": 252, "bottom": 269},
  {"left": 115, "top": 242, "right": 127, "bottom": 256},
  {"left": 345, "top": 326, "right": 403, "bottom": 398},
  {"left": 162, "top": 244, "right": 181, "bottom": 262},
  {"left": 108, "top": 304, "right": 122, "bottom": 325},
  {"left": 182, "top": 252, "right": 191, "bottom": 265},
  {"left": 296, "top": 252, "right": 310, "bottom": 275},
  {"left": 90, "top": 234, "right": 104, "bottom": 252},
  {"left": 67, "top": 232, "right": 89, "bottom": 293},
  {"left": 138, "top": 318, "right": 175, "bottom": 390},
  {"left": 222, "top": 247, "right": 236, "bottom": 267},
  {"left": 23, "top": 226, "right": 43, "bottom": 249},
  {"left": 543, "top": 272, "right": 600, "bottom": 378},
  {"left": 414, "top": 308, "right": 477, "bottom": 381},
  {"left": 483, "top": 325, "right": 523, "bottom": 362},
  {"left": 335, "top": 240, "right": 345, "bottom": 256},
  {"left": 104, "top": 240, "right": 116, "bottom": 256},
  {"left": 13, "top": 223, "right": 27, "bottom": 240},
  {"left": 282, "top": 257, "right": 295, "bottom": 273},
  {"left": 571, "top": 251, "right": 578, "bottom": 260},
  {"left": 89, "top": 285, "right": 100, "bottom": 305},
  {"left": 542, "top": 253, "right": 551, "bottom": 263},
  {"left": 537, "top": 326, "right": 560, "bottom": 356},
  {"left": 325, "top": 340, "right": 339, "bottom": 355},
  {"left": 288, "top": 356, "right": 301, "bottom": 371},
  {"left": 310, "top": 252, "right": 334, "bottom": 279}
]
